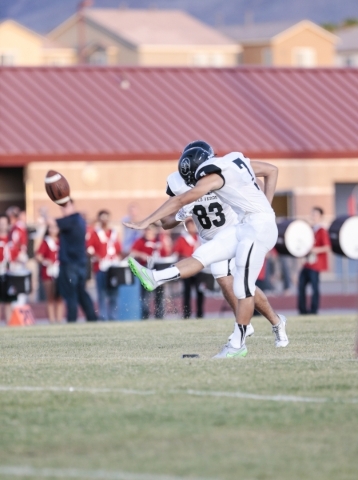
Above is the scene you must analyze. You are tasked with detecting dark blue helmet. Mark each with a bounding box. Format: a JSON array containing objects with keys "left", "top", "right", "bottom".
[
  {"left": 182, "top": 140, "right": 214, "bottom": 158},
  {"left": 178, "top": 147, "right": 211, "bottom": 186}
]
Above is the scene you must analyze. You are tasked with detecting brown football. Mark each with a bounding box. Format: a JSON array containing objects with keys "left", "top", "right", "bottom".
[{"left": 45, "top": 170, "right": 71, "bottom": 206}]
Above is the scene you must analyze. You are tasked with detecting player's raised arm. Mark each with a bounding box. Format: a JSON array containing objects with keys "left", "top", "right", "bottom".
[
  {"left": 123, "top": 174, "right": 223, "bottom": 230},
  {"left": 251, "top": 161, "right": 278, "bottom": 204}
]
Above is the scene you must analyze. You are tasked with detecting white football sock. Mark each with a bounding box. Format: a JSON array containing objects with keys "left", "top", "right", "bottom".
[
  {"left": 152, "top": 266, "right": 180, "bottom": 286},
  {"left": 230, "top": 323, "right": 247, "bottom": 348}
]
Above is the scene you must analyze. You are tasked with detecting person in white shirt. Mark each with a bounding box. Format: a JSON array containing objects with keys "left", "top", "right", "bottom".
[{"left": 124, "top": 144, "right": 288, "bottom": 358}]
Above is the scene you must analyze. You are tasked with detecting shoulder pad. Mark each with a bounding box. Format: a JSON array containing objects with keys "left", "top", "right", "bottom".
[{"left": 166, "top": 172, "right": 190, "bottom": 196}]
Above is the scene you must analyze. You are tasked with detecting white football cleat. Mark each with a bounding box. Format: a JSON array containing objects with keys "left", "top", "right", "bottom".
[
  {"left": 272, "top": 314, "right": 289, "bottom": 347},
  {"left": 213, "top": 341, "right": 248, "bottom": 359},
  {"left": 246, "top": 323, "right": 255, "bottom": 337}
]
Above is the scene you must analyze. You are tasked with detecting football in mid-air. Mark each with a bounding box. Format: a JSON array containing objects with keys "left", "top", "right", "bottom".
[{"left": 45, "top": 170, "right": 71, "bottom": 206}]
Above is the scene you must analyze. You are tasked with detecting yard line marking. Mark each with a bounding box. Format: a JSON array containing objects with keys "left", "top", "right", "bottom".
[
  {"left": 0, "top": 385, "right": 357, "bottom": 404},
  {"left": 0, "top": 386, "right": 155, "bottom": 395},
  {"left": 182, "top": 390, "right": 358, "bottom": 404},
  {"left": 0, "top": 466, "right": 214, "bottom": 480}
]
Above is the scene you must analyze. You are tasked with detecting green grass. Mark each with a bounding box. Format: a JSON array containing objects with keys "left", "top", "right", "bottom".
[{"left": 0, "top": 315, "right": 358, "bottom": 480}]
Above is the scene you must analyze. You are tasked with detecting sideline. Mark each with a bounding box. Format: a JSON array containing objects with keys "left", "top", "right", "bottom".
[
  {"left": 0, "top": 385, "right": 357, "bottom": 404},
  {"left": 0, "top": 466, "right": 214, "bottom": 480}
]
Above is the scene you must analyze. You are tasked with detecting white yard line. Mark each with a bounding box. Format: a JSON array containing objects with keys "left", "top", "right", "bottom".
[
  {"left": 0, "top": 466, "right": 213, "bottom": 480},
  {"left": 0, "top": 386, "right": 155, "bottom": 395},
  {"left": 184, "top": 390, "right": 329, "bottom": 403},
  {"left": 0, "top": 385, "right": 357, "bottom": 404}
]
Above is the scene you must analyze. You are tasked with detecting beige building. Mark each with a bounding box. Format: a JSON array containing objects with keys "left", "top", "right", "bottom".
[
  {"left": 0, "top": 19, "right": 76, "bottom": 66},
  {"left": 47, "top": 8, "right": 240, "bottom": 67},
  {"left": 221, "top": 20, "right": 337, "bottom": 66},
  {"left": 336, "top": 25, "right": 358, "bottom": 67}
]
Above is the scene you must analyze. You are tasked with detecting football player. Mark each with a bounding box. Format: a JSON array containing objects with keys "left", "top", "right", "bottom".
[
  {"left": 160, "top": 140, "right": 284, "bottom": 340},
  {"left": 124, "top": 144, "right": 288, "bottom": 358}
]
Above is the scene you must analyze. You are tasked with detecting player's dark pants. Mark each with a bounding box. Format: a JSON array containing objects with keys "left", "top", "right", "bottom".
[
  {"left": 298, "top": 267, "right": 320, "bottom": 314},
  {"left": 58, "top": 263, "right": 97, "bottom": 322},
  {"left": 183, "top": 275, "right": 204, "bottom": 319}
]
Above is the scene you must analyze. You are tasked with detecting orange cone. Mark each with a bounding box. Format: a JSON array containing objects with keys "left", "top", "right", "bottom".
[{"left": 8, "top": 305, "right": 35, "bottom": 327}]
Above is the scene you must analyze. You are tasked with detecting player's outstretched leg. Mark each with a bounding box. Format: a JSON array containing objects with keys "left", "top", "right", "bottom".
[
  {"left": 128, "top": 257, "right": 203, "bottom": 292},
  {"left": 128, "top": 258, "right": 159, "bottom": 292}
]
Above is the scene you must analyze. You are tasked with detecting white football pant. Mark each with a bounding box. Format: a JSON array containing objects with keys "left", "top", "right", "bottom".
[{"left": 193, "top": 213, "right": 278, "bottom": 299}]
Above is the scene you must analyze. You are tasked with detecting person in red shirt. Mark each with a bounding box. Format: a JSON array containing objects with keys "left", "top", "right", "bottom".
[
  {"left": 6, "top": 206, "right": 28, "bottom": 268},
  {"left": 298, "top": 207, "right": 331, "bottom": 314},
  {"left": 131, "top": 224, "right": 172, "bottom": 319},
  {"left": 0, "top": 214, "right": 19, "bottom": 322},
  {"left": 87, "top": 210, "right": 122, "bottom": 320},
  {"left": 173, "top": 218, "right": 204, "bottom": 319},
  {"left": 36, "top": 219, "right": 63, "bottom": 323}
]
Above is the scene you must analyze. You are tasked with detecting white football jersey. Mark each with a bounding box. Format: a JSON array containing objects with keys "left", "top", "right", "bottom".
[
  {"left": 166, "top": 172, "right": 238, "bottom": 241},
  {"left": 195, "top": 152, "right": 274, "bottom": 217}
]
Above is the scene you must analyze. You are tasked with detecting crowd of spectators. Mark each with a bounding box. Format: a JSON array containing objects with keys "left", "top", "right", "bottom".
[{"left": 0, "top": 203, "right": 331, "bottom": 324}]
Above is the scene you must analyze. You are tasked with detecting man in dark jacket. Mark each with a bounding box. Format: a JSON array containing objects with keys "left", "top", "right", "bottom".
[{"left": 56, "top": 201, "right": 97, "bottom": 322}]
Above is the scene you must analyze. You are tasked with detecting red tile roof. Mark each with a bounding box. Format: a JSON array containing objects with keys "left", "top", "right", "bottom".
[{"left": 0, "top": 66, "right": 358, "bottom": 165}]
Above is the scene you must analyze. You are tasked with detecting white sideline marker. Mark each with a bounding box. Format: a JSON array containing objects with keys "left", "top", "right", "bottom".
[
  {"left": 0, "top": 466, "right": 214, "bottom": 480},
  {"left": 0, "top": 385, "right": 357, "bottom": 404}
]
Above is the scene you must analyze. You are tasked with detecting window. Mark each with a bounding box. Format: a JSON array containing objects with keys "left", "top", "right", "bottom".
[
  {"left": 262, "top": 47, "right": 272, "bottom": 66},
  {"left": 88, "top": 48, "right": 107, "bottom": 65},
  {"left": 211, "top": 53, "right": 225, "bottom": 67},
  {"left": 272, "top": 191, "right": 294, "bottom": 219},
  {"left": 292, "top": 47, "right": 316, "bottom": 67},
  {"left": 0, "top": 53, "right": 16, "bottom": 66},
  {"left": 192, "top": 53, "right": 209, "bottom": 66}
]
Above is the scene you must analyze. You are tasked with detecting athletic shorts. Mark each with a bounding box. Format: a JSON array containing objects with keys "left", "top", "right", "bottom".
[{"left": 194, "top": 213, "right": 278, "bottom": 298}]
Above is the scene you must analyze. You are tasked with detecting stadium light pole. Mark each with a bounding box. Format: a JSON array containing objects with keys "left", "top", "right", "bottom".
[{"left": 77, "top": 0, "right": 93, "bottom": 64}]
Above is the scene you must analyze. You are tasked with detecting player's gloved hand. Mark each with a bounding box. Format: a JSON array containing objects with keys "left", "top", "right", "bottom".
[{"left": 175, "top": 205, "right": 194, "bottom": 222}]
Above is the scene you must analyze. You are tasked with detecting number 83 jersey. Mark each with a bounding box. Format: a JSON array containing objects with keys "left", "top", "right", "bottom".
[{"left": 166, "top": 171, "right": 239, "bottom": 241}]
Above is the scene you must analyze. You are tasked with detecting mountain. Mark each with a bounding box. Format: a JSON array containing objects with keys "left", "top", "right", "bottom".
[{"left": 0, "top": 0, "right": 357, "bottom": 34}]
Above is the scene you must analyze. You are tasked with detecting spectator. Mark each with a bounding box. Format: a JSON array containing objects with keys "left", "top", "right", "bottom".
[
  {"left": 122, "top": 203, "right": 143, "bottom": 256},
  {"left": 87, "top": 210, "right": 122, "bottom": 321},
  {"left": 6, "top": 206, "right": 28, "bottom": 269},
  {"left": 36, "top": 219, "right": 63, "bottom": 324},
  {"left": 298, "top": 207, "right": 331, "bottom": 315},
  {"left": 0, "top": 214, "right": 19, "bottom": 322},
  {"left": 131, "top": 224, "right": 172, "bottom": 319},
  {"left": 56, "top": 200, "right": 97, "bottom": 323},
  {"left": 173, "top": 219, "right": 204, "bottom": 319}
]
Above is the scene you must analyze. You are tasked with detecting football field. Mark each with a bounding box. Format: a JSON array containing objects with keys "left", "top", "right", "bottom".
[{"left": 0, "top": 315, "right": 358, "bottom": 480}]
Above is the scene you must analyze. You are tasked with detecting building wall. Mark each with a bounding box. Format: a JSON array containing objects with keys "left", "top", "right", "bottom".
[
  {"left": 336, "top": 51, "right": 358, "bottom": 67},
  {"left": 42, "top": 48, "right": 77, "bottom": 66},
  {"left": 0, "top": 21, "right": 43, "bottom": 65},
  {"left": 273, "top": 158, "right": 358, "bottom": 222},
  {"left": 273, "top": 28, "right": 335, "bottom": 66},
  {"left": 140, "top": 47, "right": 239, "bottom": 67},
  {"left": 49, "top": 20, "right": 238, "bottom": 66},
  {"left": 49, "top": 20, "right": 139, "bottom": 65},
  {"left": 25, "top": 157, "right": 358, "bottom": 234},
  {"left": 241, "top": 45, "right": 268, "bottom": 65},
  {"left": 26, "top": 160, "right": 177, "bottom": 233},
  {"left": 241, "top": 28, "right": 335, "bottom": 66}
]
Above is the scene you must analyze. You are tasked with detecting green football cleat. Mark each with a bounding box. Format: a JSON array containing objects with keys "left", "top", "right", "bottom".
[
  {"left": 128, "top": 257, "right": 158, "bottom": 292},
  {"left": 213, "top": 342, "right": 248, "bottom": 359}
]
